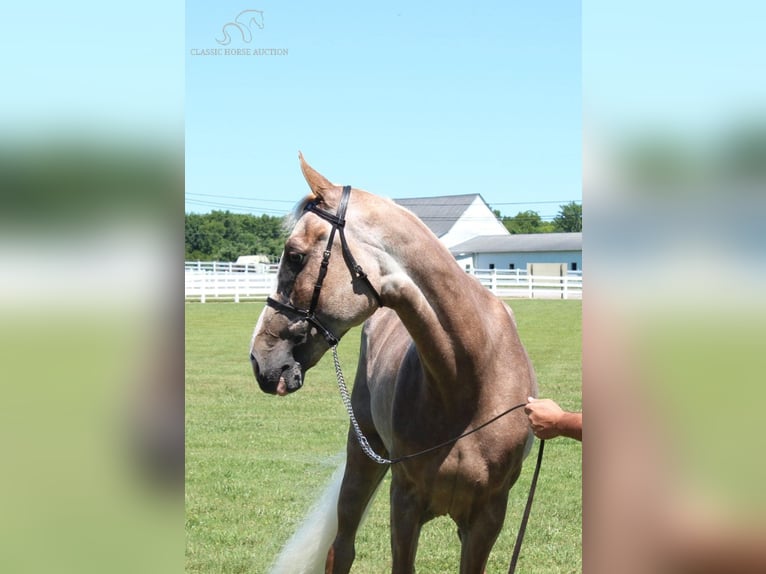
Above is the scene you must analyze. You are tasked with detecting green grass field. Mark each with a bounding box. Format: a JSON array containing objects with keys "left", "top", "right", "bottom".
[{"left": 186, "top": 300, "right": 581, "bottom": 573}]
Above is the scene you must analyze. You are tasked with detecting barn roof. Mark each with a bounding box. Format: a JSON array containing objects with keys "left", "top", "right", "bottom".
[
  {"left": 394, "top": 194, "right": 484, "bottom": 238},
  {"left": 450, "top": 232, "right": 582, "bottom": 254}
]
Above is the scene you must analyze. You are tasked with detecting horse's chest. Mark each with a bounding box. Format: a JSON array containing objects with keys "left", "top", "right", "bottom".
[
  {"left": 441, "top": 445, "right": 492, "bottom": 485},
  {"left": 398, "top": 442, "right": 498, "bottom": 514}
]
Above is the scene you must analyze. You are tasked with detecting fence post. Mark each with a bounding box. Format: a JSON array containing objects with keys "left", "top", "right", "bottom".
[
  {"left": 200, "top": 274, "right": 206, "bottom": 303},
  {"left": 563, "top": 275, "right": 568, "bottom": 300}
]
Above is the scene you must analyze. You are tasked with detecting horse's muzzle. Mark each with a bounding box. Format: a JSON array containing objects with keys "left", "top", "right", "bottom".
[{"left": 250, "top": 352, "right": 303, "bottom": 395}]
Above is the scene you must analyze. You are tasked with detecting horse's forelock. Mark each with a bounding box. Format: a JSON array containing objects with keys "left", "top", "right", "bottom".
[{"left": 284, "top": 193, "right": 317, "bottom": 232}]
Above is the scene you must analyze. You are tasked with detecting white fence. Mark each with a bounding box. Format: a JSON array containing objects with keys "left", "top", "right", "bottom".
[
  {"left": 185, "top": 261, "right": 278, "bottom": 303},
  {"left": 185, "top": 262, "right": 582, "bottom": 302},
  {"left": 471, "top": 268, "right": 582, "bottom": 300}
]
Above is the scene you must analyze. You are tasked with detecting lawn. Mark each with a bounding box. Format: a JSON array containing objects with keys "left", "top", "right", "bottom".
[{"left": 185, "top": 299, "right": 581, "bottom": 573}]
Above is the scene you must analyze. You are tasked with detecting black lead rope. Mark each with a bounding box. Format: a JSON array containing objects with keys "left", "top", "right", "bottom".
[
  {"left": 508, "top": 438, "right": 545, "bottom": 574},
  {"left": 389, "top": 403, "right": 529, "bottom": 464}
]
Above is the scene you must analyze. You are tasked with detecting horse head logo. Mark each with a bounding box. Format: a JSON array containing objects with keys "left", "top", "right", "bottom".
[{"left": 216, "top": 9, "right": 264, "bottom": 45}]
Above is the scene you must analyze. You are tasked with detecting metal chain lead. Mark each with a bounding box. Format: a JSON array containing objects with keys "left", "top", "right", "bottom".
[{"left": 331, "top": 345, "right": 392, "bottom": 465}]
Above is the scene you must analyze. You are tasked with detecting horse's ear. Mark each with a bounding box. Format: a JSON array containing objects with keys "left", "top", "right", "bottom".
[{"left": 298, "top": 151, "right": 333, "bottom": 201}]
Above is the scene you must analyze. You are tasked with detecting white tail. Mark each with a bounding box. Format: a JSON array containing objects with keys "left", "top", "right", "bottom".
[{"left": 268, "top": 460, "right": 345, "bottom": 574}]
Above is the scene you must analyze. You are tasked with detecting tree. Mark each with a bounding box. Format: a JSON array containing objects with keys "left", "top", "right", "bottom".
[
  {"left": 553, "top": 202, "right": 582, "bottom": 232},
  {"left": 504, "top": 210, "right": 540, "bottom": 234},
  {"left": 185, "top": 211, "right": 287, "bottom": 261},
  {"left": 501, "top": 210, "right": 555, "bottom": 234}
]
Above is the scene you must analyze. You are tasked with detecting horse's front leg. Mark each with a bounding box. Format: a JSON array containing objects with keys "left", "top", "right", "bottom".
[
  {"left": 327, "top": 364, "right": 390, "bottom": 574},
  {"left": 457, "top": 468, "right": 519, "bottom": 574},
  {"left": 326, "top": 432, "right": 389, "bottom": 574},
  {"left": 389, "top": 474, "right": 427, "bottom": 574},
  {"left": 457, "top": 497, "right": 509, "bottom": 574}
]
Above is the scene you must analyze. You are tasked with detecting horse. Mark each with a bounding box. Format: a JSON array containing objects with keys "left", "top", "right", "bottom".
[{"left": 249, "top": 153, "right": 537, "bottom": 573}]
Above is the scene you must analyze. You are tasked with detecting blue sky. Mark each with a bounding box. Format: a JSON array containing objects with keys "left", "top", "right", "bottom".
[{"left": 186, "top": 1, "right": 581, "bottom": 219}]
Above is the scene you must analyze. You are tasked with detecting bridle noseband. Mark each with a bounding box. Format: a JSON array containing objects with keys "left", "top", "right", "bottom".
[{"left": 266, "top": 185, "right": 384, "bottom": 346}]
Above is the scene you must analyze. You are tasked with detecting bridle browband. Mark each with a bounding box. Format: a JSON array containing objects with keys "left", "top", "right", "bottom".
[{"left": 266, "top": 185, "right": 384, "bottom": 347}]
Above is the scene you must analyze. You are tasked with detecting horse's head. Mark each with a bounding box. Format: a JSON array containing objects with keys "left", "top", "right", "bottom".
[{"left": 249, "top": 153, "right": 384, "bottom": 395}]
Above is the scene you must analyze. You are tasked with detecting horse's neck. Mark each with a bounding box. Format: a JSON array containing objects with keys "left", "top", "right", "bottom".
[{"left": 372, "top": 202, "right": 514, "bottom": 397}]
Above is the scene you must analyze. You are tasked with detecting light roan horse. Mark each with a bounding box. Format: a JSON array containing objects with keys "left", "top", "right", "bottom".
[{"left": 249, "top": 154, "right": 537, "bottom": 573}]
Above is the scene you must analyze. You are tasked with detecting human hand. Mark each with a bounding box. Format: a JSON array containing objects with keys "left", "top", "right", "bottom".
[
  {"left": 525, "top": 397, "right": 582, "bottom": 441},
  {"left": 524, "top": 397, "right": 566, "bottom": 439}
]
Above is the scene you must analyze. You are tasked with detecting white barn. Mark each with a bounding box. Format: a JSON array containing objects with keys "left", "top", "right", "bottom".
[
  {"left": 394, "top": 194, "right": 508, "bottom": 248},
  {"left": 395, "top": 194, "right": 582, "bottom": 272}
]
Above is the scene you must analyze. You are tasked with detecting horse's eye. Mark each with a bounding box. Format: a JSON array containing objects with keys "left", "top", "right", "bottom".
[{"left": 287, "top": 252, "right": 305, "bottom": 266}]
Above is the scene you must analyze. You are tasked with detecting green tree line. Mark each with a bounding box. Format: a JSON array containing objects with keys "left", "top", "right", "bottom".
[
  {"left": 496, "top": 201, "right": 582, "bottom": 234},
  {"left": 185, "top": 202, "right": 582, "bottom": 261},
  {"left": 185, "top": 211, "right": 286, "bottom": 261}
]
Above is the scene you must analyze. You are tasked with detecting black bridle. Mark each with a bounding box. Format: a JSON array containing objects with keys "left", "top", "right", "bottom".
[{"left": 266, "top": 185, "right": 384, "bottom": 347}]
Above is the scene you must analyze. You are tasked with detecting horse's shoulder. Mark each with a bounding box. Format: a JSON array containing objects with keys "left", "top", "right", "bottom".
[
  {"left": 362, "top": 307, "right": 403, "bottom": 341},
  {"left": 361, "top": 309, "right": 415, "bottom": 376}
]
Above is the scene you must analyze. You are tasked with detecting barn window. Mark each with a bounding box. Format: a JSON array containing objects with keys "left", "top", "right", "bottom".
[
  {"left": 571, "top": 262, "right": 578, "bottom": 271},
  {"left": 508, "top": 263, "right": 515, "bottom": 270},
  {"left": 489, "top": 263, "right": 495, "bottom": 270}
]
